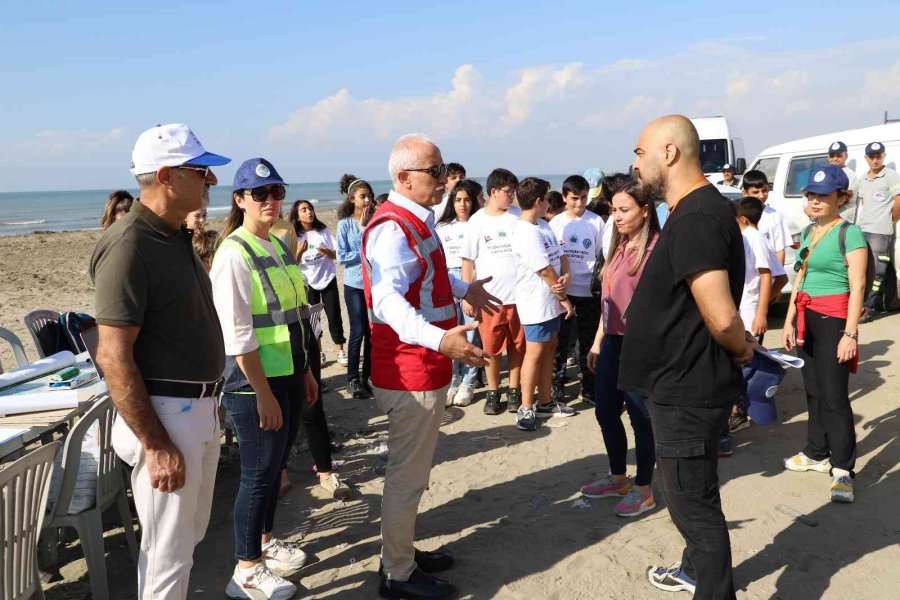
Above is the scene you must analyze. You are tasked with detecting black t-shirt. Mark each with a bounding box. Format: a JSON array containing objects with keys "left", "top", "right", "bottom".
[{"left": 619, "top": 185, "right": 745, "bottom": 407}]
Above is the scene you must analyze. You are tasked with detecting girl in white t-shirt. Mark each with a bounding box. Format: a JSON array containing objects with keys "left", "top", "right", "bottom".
[
  {"left": 288, "top": 200, "right": 347, "bottom": 365},
  {"left": 435, "top": 180, "right": 481, "bottom": 407}
]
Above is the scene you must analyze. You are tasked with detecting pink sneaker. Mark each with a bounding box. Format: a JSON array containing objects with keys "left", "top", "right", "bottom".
[
  {"left": 613, "top": 486, "right": 656, "bottom": 517},
  {"left": 580, "top": 474, "right": 631, "bottom": 498}
]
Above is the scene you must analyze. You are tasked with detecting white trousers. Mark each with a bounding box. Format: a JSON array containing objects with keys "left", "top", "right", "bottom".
[{"left": 111, "top": 395, "right": 220, "bottom": 600}]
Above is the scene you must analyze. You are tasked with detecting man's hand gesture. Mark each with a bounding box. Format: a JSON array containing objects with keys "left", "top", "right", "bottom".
[
  {"left": 439, "top": 321, "right": 494, "bottom": 366},
  {"left": 463, "top": 276, "right": 501, "bottom": 316}
]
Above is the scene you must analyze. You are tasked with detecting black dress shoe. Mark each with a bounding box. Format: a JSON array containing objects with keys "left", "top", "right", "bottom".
[
  {"left": 414, "top": 549, "right": 454, "bottom": 573},
  {"left": 379, "top": 567, "right": 456, "bottom": 600}
]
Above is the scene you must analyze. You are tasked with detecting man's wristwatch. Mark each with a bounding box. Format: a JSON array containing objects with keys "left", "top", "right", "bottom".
[{"left": 841, "top": 330, "right": 859, "bottom": 341}]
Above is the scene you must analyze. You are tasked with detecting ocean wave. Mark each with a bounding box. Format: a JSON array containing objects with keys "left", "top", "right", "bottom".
[
  {"left": 1, "top": 219, "right": 46, "bottom": 226},
  {"left": 207, "top": 206, "right": 230, "bottom": 213}
]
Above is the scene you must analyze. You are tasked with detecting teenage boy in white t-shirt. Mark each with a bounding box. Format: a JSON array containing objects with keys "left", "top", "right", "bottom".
[
  {"left": 550, "top": 175, "right": 605, "bottom": 403},
  {"left": 742, "top": 170, "right": 790, "bottom": 301},
  {"left": 512, "top": 178, "right": 575, "bottom": 430},
  {"left": 461, "top": 168, "right": 526, "bottom": 415}
]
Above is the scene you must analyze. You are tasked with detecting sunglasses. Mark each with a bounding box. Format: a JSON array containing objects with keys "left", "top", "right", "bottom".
[
  {"left": 175, "top": 165, "right": 210, "bottom": 178},
  {"left": 405, "top": 164, "right": 448, "bottom": 179},
  {"left": 246, "top": 185, "right": 287, "bottom": 202},
  {"left": 793, "top": 247, "right": 809, "bottom": 273}
]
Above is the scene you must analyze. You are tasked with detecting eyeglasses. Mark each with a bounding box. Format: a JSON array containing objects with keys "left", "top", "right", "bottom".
[
  {"left": 793, "top": 247, "right": 809, "bottom": 272},
  {"left": 499, "top": 187, "right": 517, "bottom": 197},
  {"left": 174, "top": 165, "right": 210, "bottom": 179},
  {"left": 246, "top": 185, "right": 287, "bottom": 202},
  {"left": 405, "top": 164, "right": 448, "bottom": 179}
]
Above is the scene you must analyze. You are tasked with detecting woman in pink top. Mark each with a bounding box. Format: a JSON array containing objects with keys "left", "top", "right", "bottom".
[{"left": 581, "top": 177, "right": 661, "bottom": 517}]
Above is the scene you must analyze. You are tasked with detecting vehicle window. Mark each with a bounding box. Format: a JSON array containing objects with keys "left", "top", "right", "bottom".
[
  {"left": 785, "top": 154, "right": 829, "bottom": 197},
  {"left": 699, "top": 139, "right": 728, "bottom": 173},
  {"left": 751, "top": 157, "right": 779, "bottom": 191}
]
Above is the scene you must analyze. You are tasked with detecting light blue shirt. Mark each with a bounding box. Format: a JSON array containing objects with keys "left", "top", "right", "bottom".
[{"left": 336, "top": 217, "right": 364, "bottom": 288}]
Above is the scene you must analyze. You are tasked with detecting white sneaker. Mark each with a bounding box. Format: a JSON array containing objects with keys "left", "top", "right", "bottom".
[
  {"left": 225, "top": 563, "right": 296, "bottom": 600},
  {"left": 320, "top": 472, "right": 352, "bottom": 500},
  {"left": 784, "top": 452, "right": 831, "bottom": 473},
  {"left": 336, "top": 350, "right": 349, "bottom": 366},
  {"left": 831, "top": 469, "right": 854, "bottom": 503},
  {"left": 263, "top": 538, "right": 307, "bottom": 575},
  {"left": 453, "top": 385, "right": 475, "bottom": 407},
  {"left": 535, "top": 401, "right": 576, "bottom": 418},
  {"left": 320, "top": 351, "right": 327, "bottom": 365},
  {"left": 446, "top": 386, "right": 459, "bottom": 407}
]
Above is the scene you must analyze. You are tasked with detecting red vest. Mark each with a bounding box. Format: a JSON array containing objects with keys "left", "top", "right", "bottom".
[{"left": 362, "top": 200, "right": 457, "bottom": 391}]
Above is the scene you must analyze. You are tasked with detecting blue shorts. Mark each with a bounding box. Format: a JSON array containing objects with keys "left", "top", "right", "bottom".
[{"left": 523, "top": 316, "right": 561, "bottom": 343}]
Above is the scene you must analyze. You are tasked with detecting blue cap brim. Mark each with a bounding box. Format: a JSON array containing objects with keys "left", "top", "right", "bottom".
[
  {"left": 803, "top": 183, "right": 840, "bottom": 195},
  {"left": 184, "top": 152, "right": 231, "bottom": 167}
]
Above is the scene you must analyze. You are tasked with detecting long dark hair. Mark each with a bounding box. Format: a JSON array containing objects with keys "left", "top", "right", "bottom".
[
  {"left": 437, "top": 179, "right": 481, "bottom": 226},
  {"left": 288, "top": 199, "right": 326, "bottom": 233},
  {"left": 100, "top": 190, "right": 134, "bottom": 229},
  {"left": 337, "top": 173, "right": 374, "bottom": 221},
  {"left": 602, "top": 175, "right": 660, "bottom": 277},
  {"left": 218, "top": 190, "right": 246, "bottom": 243}
]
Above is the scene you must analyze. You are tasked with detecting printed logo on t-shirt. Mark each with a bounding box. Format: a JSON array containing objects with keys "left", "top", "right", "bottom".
[
  {"left": 874, "top": 192, "right": 885, "bottom": 202},
  {"left": 498, "top": 229, "right": 508, "bottom": 238},
  {"left": 569, "top": 234, "right": 578, "bottom": 244},
  {"left": 582, "top": 238, "right": 592, "bottom": 250}
]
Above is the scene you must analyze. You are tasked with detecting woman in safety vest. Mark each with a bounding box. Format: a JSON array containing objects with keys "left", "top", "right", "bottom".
[{"left": 211, "top": 157, "right": 349, "bottom": 600}]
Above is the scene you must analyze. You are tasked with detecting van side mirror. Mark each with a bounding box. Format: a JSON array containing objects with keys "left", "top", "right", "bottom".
[{"left": 735, "top": 158, "right": 747, "bottom": 174}]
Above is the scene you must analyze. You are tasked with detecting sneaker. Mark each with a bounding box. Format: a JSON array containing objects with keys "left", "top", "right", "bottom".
[
  {"left": 320, "top": 472, "right": 352, "bottom": 501},
  {"left": 718, "top": 432, "right": 734, "bottom": 457},
  {"left": 614, "top": 486, "right": 656, "bottom": 517},
  {"left": 516, "top": 406, "right": 537, "bottom": 431},
  {"left": 784, "top": 452, "right": 831, "bottom": 473},
  {"left": 445, "top": 387, "right": 459, "bottom": 408},
  {"left": 728, "top": 412, "right": 751, "bottom": 433},
  {"left": 535, "top": 401, "right": 576, "bottom": 418},
  {"left": 507, "top": 388, "right": 522, "bottom": 413},
  {"left": 336, "top": 350, "right": 349, "bottom": 366},
  {"left": 647, "top": 564, "right": 696, "bottom": 594},
  {"left": 581, "top": 474, "right": 631, "bottom": 498},
  {"left": 453, "top": 385, "right": 475, "bottom": 407},
  {"left": 830, "top": 470, "right": 854, "bottom": 503},
  {"left": 483, "top": 390, "right": 504, "bottom": 415},
  {"left": 263, "top": 538, "right": 307, "bottom": 575},
  {"left": 566, "top": 356, "right": 577, "bottom": 367},
  {"left": 349, "top": 379, "right": 372, "bottom": 399},
  {"left": 226, "top": 563, "right": 296, "bottom": 600},
  {"left": 859, "top": 308, "right": 875, "bottom": 324}
]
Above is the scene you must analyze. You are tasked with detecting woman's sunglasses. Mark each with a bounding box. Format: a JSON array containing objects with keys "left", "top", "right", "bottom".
[
  {"left": 793, "top": 247, "right": 809, "bottom": 272},
  {"left": 246, "top": 185, "right": 287, "bottom": 202}
]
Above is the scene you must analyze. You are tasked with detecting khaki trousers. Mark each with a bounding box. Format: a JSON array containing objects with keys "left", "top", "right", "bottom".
[
  {"left": 374, "top": 384, "right": 447, "bottom": 581},
  {"left": 111, "top": 395, "right": 221, "bottom": 600}
]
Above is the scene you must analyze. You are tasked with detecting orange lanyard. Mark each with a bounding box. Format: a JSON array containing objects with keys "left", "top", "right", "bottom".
[
  {"left": 667, "top": 175, "right": 709, "bottom": 215},
  {"left": 797, "top": 219, "right": 840, "bottom": 285}
]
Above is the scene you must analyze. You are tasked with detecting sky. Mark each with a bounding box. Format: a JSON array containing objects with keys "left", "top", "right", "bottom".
[{"left": 1, "top": 1, "right": 900, "bottom": 192}]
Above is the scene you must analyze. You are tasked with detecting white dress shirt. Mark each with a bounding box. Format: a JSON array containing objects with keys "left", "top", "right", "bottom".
[{"left": 366, "top": 190, "right": 469, "bottom": 352}]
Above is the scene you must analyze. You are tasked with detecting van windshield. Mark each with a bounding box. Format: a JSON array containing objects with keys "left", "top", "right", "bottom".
[{"left": 699, "top": 139, "right": 728, "bottom": 173}]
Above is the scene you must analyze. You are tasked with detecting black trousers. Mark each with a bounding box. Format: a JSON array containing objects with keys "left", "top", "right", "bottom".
[
  {"left": 308, "top": 278, "right": 347, "bottom": 346},
  {"left": 797, "top": 309, "right": 856, "bottom": 473},
  {"left": 553, "top": 294, "right": 599, "bottom": 397},
  {"left": 647, "top": 400, "right": 736, "bottom": 600},
  {"left": 862, "top": 232, "right": 893, "bottom": 309}
]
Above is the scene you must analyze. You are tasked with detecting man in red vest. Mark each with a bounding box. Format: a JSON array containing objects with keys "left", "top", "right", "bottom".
[{"left": 362, "top": 133, "right": 499, "bottom": 600}]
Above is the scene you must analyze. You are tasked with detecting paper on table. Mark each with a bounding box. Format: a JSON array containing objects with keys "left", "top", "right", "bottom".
[
  {"left": 0, "top": 387, "right": 94, "bottom": 417},
  {"left": 0, "top": 351, "right": 77, "bottom": 390},
  {"left": 0, "top": 427, "right": 29, "bottom": 445},
  {"left": 756, "top": 348, "right": 805, "bottom": 369}
]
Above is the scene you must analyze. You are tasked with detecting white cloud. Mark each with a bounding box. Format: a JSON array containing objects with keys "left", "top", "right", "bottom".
[
  {"left": 14, "top": 127, "right": 128, "bottom": 159},
  {"left": 851, "top": 60, "right": 900, "bottom": 110},
  {"left": 499, "top": 63, "right": 587, "bottom": 129}
]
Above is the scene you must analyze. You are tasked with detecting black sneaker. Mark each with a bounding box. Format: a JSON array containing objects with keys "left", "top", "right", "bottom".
[
  {"left": 483, "top": 390, "right": 504, "bottom": 415},
  {"left": 350, "top": 379, "right": 372, "bottom": 399},
  {"left": 506, "top": 388, "right": 522, "bottom": 413},
  {"left": 728, "top": 412, "right": 750, "bottom": 433}
]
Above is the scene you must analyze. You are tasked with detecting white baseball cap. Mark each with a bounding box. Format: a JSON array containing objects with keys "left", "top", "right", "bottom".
[{"left": 130, "top": 123, "right": 230, "bottom": 176}]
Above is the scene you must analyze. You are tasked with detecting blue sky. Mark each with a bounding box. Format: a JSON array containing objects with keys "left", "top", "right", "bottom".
[{"left": 2, "top": 1, "right": 899, "bottom": 191}]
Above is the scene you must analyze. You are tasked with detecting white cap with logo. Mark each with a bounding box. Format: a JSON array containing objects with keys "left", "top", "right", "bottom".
[{"left": 130, "top": 123, "right": 230, "bottom": 176}]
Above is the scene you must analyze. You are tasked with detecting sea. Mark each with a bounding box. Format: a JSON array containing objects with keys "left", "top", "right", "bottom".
[{"left": 0, "top": 175, "right": 571, "bottom": 237}]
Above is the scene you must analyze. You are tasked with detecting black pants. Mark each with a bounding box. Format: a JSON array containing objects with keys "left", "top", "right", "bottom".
[
  {"left": 308, "top": 278, "right": 347, "bottom": 346},
  {"left": 797, "top": 309, "right": 856, "bottom": 473},
  {"left": 554, "top": 294, "right": 599, "bottom": 397},
  {"left": 648, "top": 400, "right": 736, "bottom": 600},
  {"left": 862, "top": 232, "right": 893, "bottom": 309}
]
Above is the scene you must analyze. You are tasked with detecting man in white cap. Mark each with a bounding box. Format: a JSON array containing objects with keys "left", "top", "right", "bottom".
[
  {"left": 827, "top": 141, "right": 859, "bottom": 222},
  {"left": 717, "top": 164, "right": 738, "bottom": 188},
  {"left": 90, "top": 124, "right": 230, "bottom": 600}
]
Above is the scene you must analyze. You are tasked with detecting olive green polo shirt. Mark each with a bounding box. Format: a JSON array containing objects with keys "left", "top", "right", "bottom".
[
  {"left": 857, "top": 167, "right": 900, "bottom": 235},
  {"left": 89, "top": 200, "right": 225, "bottom": 381}
]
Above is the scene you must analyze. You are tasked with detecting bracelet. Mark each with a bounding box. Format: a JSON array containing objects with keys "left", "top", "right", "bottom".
[{"left": 841, "top": 331, "right": 859, "bottom": 341}]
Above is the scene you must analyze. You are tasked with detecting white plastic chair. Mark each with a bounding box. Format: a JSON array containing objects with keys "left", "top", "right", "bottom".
[
  {"left": 41, "top": 397, "right": 138, "bottom": 600},
  {"left": 22, "top": 311, "right": 60, "bottom": 359},
  {"left": 0, "top": 441, "right": 61, "bottom": 600},
  {"left": 0, "top": 328, "right": 29, "bottom": 375}
]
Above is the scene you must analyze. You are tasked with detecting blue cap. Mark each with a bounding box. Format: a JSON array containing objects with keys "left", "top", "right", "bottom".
[
  {"left": 232, "top": 158, "right": 288, "bottom": 190},
  {"left": 828, "top": 141, "right": 847, "bottom": 155},
  {"left": 803, "top": 165, "right": 849, "bottom": 195},
  {"left": 583, "top": 168, "right": 603, "bottom": 189},
  {"left": 743, "top": 353, "right": 786, "bottom": 426},
  {"left": 865, "top": 141, "right": 885, "bottom": 156}
]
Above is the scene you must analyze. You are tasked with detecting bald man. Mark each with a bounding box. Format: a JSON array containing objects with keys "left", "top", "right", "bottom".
[{"left": 619, "top": 115, "right": 755, "bottom": 599}]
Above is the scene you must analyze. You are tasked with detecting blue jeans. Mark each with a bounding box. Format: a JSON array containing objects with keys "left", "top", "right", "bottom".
[
  {"left": 594, "top": 334, "right": 655, "bottom": 486},
  {"left": 344, "top": 284, "right": 371, "bottom": 383},
  {"left": 448, "top": 267, "right": 478, "bottom": 388},
  {"left": 222, "top": 376, "right": 294, "bottom": 561}
]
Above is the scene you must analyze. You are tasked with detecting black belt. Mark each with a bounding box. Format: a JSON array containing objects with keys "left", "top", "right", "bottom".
[{"left": 144, "top": 378, "right": 224, "bottom": 399}]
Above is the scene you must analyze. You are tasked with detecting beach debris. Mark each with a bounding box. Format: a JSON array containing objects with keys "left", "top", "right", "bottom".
[
  {"left": 544, "top": 419, "right": 570, "bottom": 428},
  {"left": 571, "top": 498, "right": 591, "bottom": 509},
  {"left": 471, "top": 434, "right": 509, "bottom": 447},
  {"left": 775, "top": 504, "right": 818, "bottom": 527},
  {"left": 337, "top": 543, "right": 349, "bottom": 549},
  {"left": 349, "top": 558, "right": 356, "bottom": 565}
]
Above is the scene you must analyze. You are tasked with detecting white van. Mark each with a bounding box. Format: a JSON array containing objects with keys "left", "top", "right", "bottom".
[
  {"left": 746, "top": 122, "right": 900, "bottom": 293},
  {"left": 690, "top": 116, "right": 747, "bottom": 181}
]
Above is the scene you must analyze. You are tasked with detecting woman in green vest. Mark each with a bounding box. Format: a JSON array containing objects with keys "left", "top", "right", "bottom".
[{"left": 211, "top": 158, "right": 348, "bottom": 600}]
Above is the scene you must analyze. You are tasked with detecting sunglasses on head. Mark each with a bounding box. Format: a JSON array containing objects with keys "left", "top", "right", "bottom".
[
  {"left": 405, "top": 163, "right": 448, "bottom": 179},
  {"left": 246, "top": 185, "right": 286, "bottom": 202}
]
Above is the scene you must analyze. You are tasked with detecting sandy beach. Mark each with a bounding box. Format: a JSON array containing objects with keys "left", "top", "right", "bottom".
[{"left": 1, "top": 213, "right": 899, "bottom": 599}]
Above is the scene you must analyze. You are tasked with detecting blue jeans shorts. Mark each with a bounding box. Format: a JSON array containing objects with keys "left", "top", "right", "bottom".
[{"left": 523, "top": 316, "right": 561, "bottom": 343}]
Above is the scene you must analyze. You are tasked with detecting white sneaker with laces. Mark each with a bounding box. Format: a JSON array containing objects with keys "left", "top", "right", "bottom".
[
  {"left": 225, "top": 563, "right": 296, "bottom": 600},
  {"left": 453, "top": 385, "right": 475, "bottom": 407},
  {"left": 535, "top": 401, "right": 576, "bottom": 418},
  {"left": 784, "top": 452, "right": 831, "bottom": 473},
  {"left": 337, "top": 350, "right": 349, "bottom": 366},
  {"left": 320, "top": 472, "right": 352, "bottom": 500},
  {"left": 263, "top": 538, "right": 307, "bottom": 575}
]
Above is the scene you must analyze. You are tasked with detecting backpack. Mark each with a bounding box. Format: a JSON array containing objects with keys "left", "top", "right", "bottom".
[
  {"left": 800, "top": 222, "right": 877, "bottom": 303},
  {"left": 57, "top": 312, "right": 96, "bottom": 354}
]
